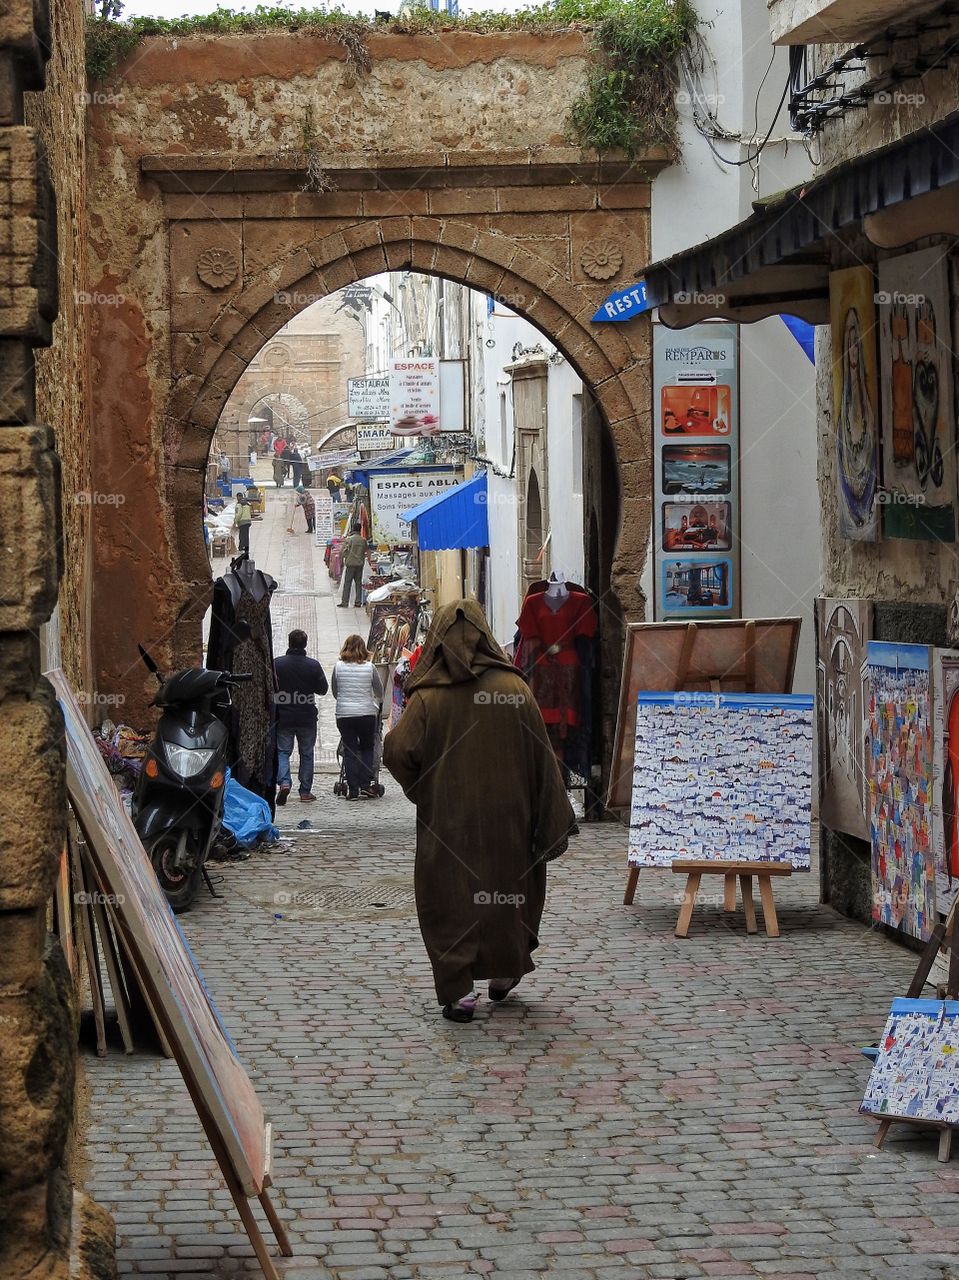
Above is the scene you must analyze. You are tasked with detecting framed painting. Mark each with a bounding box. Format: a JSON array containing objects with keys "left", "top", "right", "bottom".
[
  {"left": 815, "top": 598, "right": 872, "bottom": 841},
  {"left": 932, "top": 649, "right": 959, "bottom": 919},
  {"left": 829, "top": 266, "right": 880, "bottom": 541},
  {"left": 866, "top": 641, "right": 937, "bottom": 939},
  {"left": 877, "top": 248, "right": 956, "bottom": 541},
  {"left": 861, "top": 999, "right": 959, "bottom": 1128}
]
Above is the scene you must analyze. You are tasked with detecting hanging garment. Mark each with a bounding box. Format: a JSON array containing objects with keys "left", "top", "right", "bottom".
[
  {"left": 516, "top": 584, "right": 598, "bottom": 783},
  {"left": 207, "top": 571, "right": 277, "bottom": 797}
]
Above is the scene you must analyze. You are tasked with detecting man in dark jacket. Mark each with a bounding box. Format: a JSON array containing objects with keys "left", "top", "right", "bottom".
[{"left": 274, "top": 629, "right": 328, "bottom": 804}]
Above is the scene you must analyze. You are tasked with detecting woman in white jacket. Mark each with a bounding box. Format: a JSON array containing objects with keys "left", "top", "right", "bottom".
[{"left": 331, "top": 634, "right": 384, "bottom": 799}]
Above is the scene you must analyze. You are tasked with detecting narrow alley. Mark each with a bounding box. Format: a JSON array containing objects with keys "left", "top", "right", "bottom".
[{"left": 77, "top": 489, "right": 959, "bottom": 1280}]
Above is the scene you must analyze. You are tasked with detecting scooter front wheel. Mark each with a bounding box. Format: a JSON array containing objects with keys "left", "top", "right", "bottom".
[{"left": 149, "top": 832, "right": 202, "bottom": 914}]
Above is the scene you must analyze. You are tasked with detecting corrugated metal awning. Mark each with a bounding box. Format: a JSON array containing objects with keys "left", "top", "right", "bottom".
[
  {"left": 400, "top": 472, "right": 489, "bottom": 552},
  {"left": 642, "top": 110, "right": 959, "bottom": 328}
]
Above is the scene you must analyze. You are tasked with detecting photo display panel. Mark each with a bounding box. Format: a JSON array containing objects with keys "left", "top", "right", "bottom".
[{"left": 653, "top": 323, "right": 740, "bottom": 619}]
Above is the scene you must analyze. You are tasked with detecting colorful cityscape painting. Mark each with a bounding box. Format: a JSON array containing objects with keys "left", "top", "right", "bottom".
[
  {"left": 931, "top": 648, "right": 959, "bottom": 919},
  {"left": 861, "top": 999, "right": 959, "bottom": 1127},
  {"left": 866, "top": 641, "right": 936, "bottom": 940},
  {"left": 628, "top": 692, "right": 813, "bottom": 868}
]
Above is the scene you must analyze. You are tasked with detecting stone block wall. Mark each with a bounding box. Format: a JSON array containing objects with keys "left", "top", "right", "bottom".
[{"left": 0, "top": 0, "right": 114, "bottom": 1273}]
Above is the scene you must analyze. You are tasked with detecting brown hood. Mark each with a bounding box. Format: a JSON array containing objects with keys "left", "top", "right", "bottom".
[{"left": 405, "top": 599, "right": 518, "bottom": 691}]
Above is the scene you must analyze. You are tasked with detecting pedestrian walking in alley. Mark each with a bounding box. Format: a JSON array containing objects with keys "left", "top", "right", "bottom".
[
  {"left": 327, "top": 470, "right": 343, "bottom": 500},
  {"left": 272, "top": 453, "right": 286, "bottom": 488},
  {"left": 332, "top": 634, "right": 383, "bottom": 800},
  {"left": 290, "top": 445, "right": 307, "bottom": 488},
  {"left": 233, "top": 490, "right": 253, "bottom": 554},
  {"left": 337, "top": 522, "right": 369, "bottom": 607},
  {"left": 383, "top": 600, "right": 576, "bottom": 1023},
  {"left": 293, "top": 484, "right": 316, "bottom": 533},
  {"left": 274, "top": 629, "right": 328, "bottom": 805}
]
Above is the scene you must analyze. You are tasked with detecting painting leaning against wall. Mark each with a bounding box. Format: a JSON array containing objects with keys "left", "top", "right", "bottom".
[
  {"left": 867, "top": 641, "right": 936, "bottom": 941},
  {"left": 816, "top": 598, "right": 872, "bottom": 841},
  {"left": 829, "top": 266, "right": 880, "bottom": 541},
  {"left": 931, "top": 649, "right": 959, "bottom": 920},
  {"left": 877, "top": 247, "right": 956, "bottom": 542}
]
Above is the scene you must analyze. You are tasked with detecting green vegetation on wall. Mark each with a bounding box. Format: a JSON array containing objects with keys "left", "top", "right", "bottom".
[{"left": 86, "top": 0, "right": 696, "bottom": 159}]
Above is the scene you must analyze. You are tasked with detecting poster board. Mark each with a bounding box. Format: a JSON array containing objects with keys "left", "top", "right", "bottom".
[
  {"left": 607, "top": 618, "right": 801, "bottom": 811},
  {"left": 829, "top": 266, "right": 880, "bottom": 541},
  {"left": 369, "top": 468, "right": 461, "bottom": 544},
  {"left": 348, "top": 375, "right": 390, "bottom": 420},
  {"left": 861, "top": 999, "right": 959, "bottom": 1127},
  {"left": 877, "top": 247, "right": 956, "bottom": 541},
  {"left": 866, "top": 641, "right": 936, "bottom": 940},
  {"left": 390, "top": 358, "right": 441, "bottom": 436},
  {"left": 815, "top": 598, "right": 872, "bottom": 840},
  {"left": 627, "top": 692, "right": 813, "bottom": 869},
  {"left": 652, "top": 323, "right": 740, "bottom": 619},
  {"left": 48, "top": 668, "right": 269, "bottom": 1198}
]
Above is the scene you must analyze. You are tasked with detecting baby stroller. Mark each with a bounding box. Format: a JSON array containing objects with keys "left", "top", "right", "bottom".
[{"left": 332, "top": 711, "right": 386, "bottom": 798}]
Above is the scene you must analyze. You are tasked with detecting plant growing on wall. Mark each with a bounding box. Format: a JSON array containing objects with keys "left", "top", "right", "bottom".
[{"left": 85, "top": 0, "right": 696, "bottom": 161}]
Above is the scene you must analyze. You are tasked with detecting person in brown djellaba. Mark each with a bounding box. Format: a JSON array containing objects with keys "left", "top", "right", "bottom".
[{"left": 383, "top": 599, "right": 577, "bottom": 1023}]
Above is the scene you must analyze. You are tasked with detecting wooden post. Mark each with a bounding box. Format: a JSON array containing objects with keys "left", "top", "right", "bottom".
[
  {"left": 739, "top": 874, "right": 757, "bottom": 934},
  {"left": 723, "top": 874, "right": 737, "bottom": 912},
  {"left": 623, "top": 865, "right": 639, "bottom": 906},
  {"left": 758, "top": 875, "right": 780, "bottom": 938},
  {"left": 675, "top": 872, "right": 702, "bottom": 938}
]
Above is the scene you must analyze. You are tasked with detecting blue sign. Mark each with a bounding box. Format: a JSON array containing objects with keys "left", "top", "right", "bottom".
[{"left": 592, "top": 279, "right": 652, "bottom": 323}]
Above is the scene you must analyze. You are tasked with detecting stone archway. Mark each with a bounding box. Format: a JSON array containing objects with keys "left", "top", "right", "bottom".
[
  {"left": 159, "top": 221, "right": 653, "bottom": 685},
  {"left": 85, "top": 31, "right": 664, "bottom": 719}
]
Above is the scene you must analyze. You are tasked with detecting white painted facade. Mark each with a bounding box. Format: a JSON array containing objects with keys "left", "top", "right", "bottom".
[{"left": 647, "top": 0, "right": 820, "bottom": 692}]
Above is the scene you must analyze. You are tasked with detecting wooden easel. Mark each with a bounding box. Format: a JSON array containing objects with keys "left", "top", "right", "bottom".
[
  {"left": 625, "top": 636, "right": 762, "bottom": 909},
  {"left": 671, "top": 860, "right": 792, "bottom": 938},
  {"left": 872, "top": 898, "right": 959, "bottom": 1162}
]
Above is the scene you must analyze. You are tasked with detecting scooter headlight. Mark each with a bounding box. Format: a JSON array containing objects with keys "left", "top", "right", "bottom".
[{"left": 163, "top": 742, "right": 215, "bottom": 779}]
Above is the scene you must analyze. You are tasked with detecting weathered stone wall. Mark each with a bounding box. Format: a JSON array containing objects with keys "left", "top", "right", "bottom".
[
  {"left": 24, "top": 0, "right": 93, "bottom": 694},
  {"left": 86, "top": 31, "right": 661, "bottom": 728}
]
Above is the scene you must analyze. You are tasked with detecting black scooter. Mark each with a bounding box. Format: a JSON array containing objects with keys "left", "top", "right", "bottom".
[{"left": 132, "top": 646, "right": 250, "bottom": 913}]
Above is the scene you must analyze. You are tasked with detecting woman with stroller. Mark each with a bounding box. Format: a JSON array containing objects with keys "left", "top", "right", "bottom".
[{"left": 332, "top": 634, "right": 383, "bottom": 800}]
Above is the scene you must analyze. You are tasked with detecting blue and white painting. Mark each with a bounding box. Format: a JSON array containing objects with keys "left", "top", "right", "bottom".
[
  {"left": 861, "top": 999, "right": 959, "bottom": 1126},
  {"left": 628, "top": 692, "right": 813, "bottom": 868}
]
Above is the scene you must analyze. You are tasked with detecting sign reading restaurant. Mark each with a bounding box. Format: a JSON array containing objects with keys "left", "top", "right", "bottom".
[{"left": 347, "top": 376, "right": 390, "bottom": 420}]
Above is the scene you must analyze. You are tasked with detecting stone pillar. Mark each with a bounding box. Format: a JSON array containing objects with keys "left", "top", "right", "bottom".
[{"left": 0, "top": 2, "right": 115, "bottom": 1277}]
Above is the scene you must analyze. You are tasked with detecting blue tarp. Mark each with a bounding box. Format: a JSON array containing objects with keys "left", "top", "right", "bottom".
[
  {"left": 222, "top": 771, "right": 279, "bottom": 847},
  {"left": 400, "top": 471, "right": 489, "bottom": 551}
]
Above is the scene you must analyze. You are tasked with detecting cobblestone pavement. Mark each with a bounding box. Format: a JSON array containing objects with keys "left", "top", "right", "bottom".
[{"left": 82, "top": 491, "right": 959, "bottom": 1280}]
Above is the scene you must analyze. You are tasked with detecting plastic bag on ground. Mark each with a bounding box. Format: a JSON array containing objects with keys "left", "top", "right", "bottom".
[{"left": 223, "top": 771, "right": 280, "bottom": 847}]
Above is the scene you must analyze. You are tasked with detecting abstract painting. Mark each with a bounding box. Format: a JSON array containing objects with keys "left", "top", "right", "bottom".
[
  {"left": 877, "top": 248, "right": 956, "bottom": 541},
  {"left": 931, "top": 649, "right": 959, "bottom": 919},
  {"left": 861, "top": 999, "right": 959, "bottom": 1127},
  {"left": 627, "top": 692, "right": 813, "bottom": 869},
  {"left": 829, "top": 266, "right": 880, "bottom": 541},
  {"left": 866, "top": 641, "right": 936, "bottom": 940},
  {"left": 815, "top": 598, "right": 872, "bottom": 840}
]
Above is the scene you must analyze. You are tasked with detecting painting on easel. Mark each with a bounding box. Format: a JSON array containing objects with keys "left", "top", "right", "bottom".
[
  {"left": 627, "top": 692, "right": 813, "bottom": 869},
  {"left": 931, "top": 649, "right": 959, "bottom": 920},
  {"left": 815, "top": 599, "right": 872, "bottom": 841},
  {"left": 861, "top": 999, "right": 959, "bottom": 1126},
  {"left": 866, "top": 641, "right": 936, "bottom": 940}
]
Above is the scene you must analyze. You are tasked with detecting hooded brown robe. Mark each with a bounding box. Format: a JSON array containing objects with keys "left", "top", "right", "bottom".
[{"left": 383, "top": 599, "right": 577, "bottom": 1004}]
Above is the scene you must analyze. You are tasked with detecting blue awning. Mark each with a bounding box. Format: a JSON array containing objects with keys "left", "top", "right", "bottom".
[
  {"left": 400, "top": 472, "right": 488, "bottom": 552},
  {"left": 350, "top": 447, "right": 414, "bottom": 489}
]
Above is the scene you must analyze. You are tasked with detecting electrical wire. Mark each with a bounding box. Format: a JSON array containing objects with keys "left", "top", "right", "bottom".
[{"left": 698, "top": 72, "right": 792, "bottom": 168}]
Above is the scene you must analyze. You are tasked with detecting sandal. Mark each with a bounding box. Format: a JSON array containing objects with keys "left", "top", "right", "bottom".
[
  {"left": 488, "top": 978, "right": 522, "bottom": 1003},
  {"left": 442, "top": 993, "right": 478, "bottom": 1023}
]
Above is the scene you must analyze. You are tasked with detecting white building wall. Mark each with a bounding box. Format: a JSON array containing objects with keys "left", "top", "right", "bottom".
[{"left": 647, "top": 0, "right": 819, "bottom": 692}]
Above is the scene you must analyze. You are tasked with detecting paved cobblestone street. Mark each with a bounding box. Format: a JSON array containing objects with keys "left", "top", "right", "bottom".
[{"left": 81, "top": 492, "right": 959, "bottom": 1280}]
